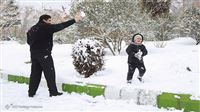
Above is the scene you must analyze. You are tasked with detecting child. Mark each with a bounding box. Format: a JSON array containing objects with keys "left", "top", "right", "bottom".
[{"left": 126, "top": 33, "right": 148, "bottom": 83}]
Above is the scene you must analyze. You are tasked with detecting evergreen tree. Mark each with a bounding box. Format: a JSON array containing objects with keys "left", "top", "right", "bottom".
[
  {"left": 0, "top": 0, "right": 20, "bottom": 40},
  {"left": 180, "top": 7, "right": 200, "bottom": 45}
]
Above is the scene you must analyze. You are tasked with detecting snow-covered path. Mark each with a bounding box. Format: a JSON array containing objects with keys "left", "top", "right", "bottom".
[{"left": 0, "top": 79, "right": 178, "bottom": 112}]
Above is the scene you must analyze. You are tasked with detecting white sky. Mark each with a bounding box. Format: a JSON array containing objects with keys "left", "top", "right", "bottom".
[{"left": 16, "top": 0, "right": 72, "bottom": 11}]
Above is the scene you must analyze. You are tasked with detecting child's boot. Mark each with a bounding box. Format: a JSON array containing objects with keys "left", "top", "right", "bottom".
[
  {"left": 127, "top": 80, "right": 132, "bottom": 84},
  {"left": 137, "top": 76, "right": 143, "bottom": 82}
]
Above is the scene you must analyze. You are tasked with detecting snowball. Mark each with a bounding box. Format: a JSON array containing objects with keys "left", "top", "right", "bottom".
[{"left": 81, "top": 11, "right": 86, "bottom": 18}]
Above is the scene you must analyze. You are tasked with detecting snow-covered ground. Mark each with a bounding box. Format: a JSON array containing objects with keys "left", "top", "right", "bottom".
[
  {"left": 1, "top": 38, "right": 199, "bottom": 96},
  {"left": 0, "top": 37, "right": 199, "bottom": 111},
  {"left": 1, "top": 79, "right": 178, "bottom": 111}
]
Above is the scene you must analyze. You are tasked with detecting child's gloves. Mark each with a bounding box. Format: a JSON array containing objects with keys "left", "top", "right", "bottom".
[{"left": 134, "top": 50, "right": 143, "bottom": 60}]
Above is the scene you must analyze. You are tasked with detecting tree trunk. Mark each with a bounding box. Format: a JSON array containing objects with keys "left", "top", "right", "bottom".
[{"left": 104, "top": 37, "right": 116, "bottom": 56}]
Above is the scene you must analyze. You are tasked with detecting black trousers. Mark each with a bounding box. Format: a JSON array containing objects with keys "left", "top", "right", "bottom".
[
  {"left": 127, "top": 62, "right": 146, "bottom": 81},
  {"left": 28, "top": 53, "right": 58, "bottom": 95}
]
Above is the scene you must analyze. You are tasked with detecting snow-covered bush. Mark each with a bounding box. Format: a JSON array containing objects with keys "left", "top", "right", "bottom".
[
  {"left": 153, "top": 15, "right": 178, "bottom": 48},
  {"left": 154, "top": 16, "right": 177, "bottom": 41},
  {"left": 154, "top": 41, "right": 167, "bottom": 48},
  {"left": 180, "top": 7, "right": 200, "bottom": 45},
  {"left": 72, "top": 38, "right": 105, "bottom": 78}
]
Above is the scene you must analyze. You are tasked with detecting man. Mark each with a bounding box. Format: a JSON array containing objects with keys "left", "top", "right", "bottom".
[{"left": 27, "top": 13, "right": 82, "bottom": 97}]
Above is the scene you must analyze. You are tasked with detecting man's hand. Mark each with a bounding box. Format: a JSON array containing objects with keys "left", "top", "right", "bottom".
[{"left": 75, "top": 12, "right": 82, "bottom": 22}]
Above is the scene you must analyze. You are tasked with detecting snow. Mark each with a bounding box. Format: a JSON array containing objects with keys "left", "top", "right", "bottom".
[
  {"left": 80, "top": 11, "right": 86, "bottom": 18},
  {"left": 0, "top": 37, "right": 199, "bottom": 97},
  {"left": 1, "top": 80, "right": 175, "bottom": 111}
]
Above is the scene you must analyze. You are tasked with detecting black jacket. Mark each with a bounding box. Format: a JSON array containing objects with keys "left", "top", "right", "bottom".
[
  {"left": 126, "top": 43, "right": 148, "bottom": 64},
  {"left": 28, "top": 19, "right": 76, "bottom": 54}
]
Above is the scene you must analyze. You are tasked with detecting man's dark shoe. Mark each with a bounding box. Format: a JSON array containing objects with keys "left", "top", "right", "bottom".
[
  {"left": 28, "top": 94, "right": 35, "bottom": 97},
  {"left": 50, "top": 92, "right": 63, "bottom": 97}
]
